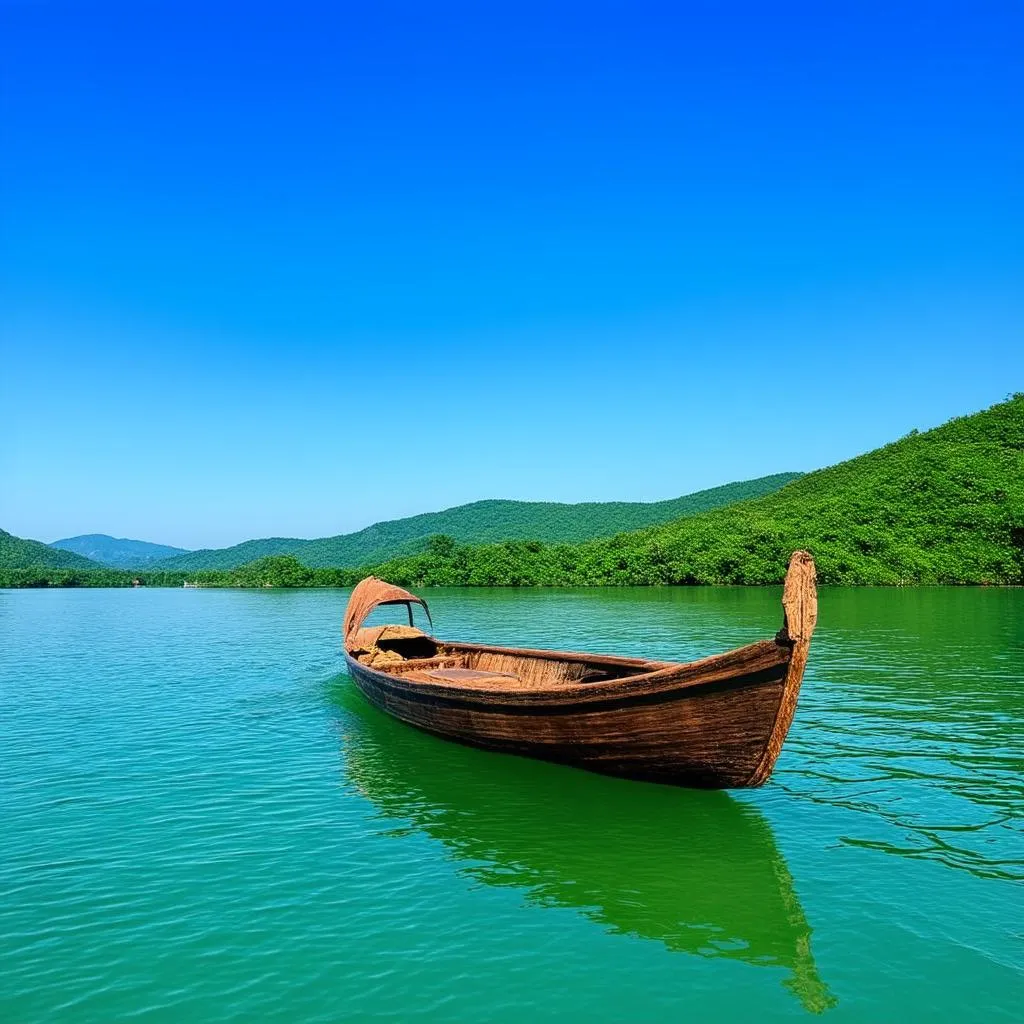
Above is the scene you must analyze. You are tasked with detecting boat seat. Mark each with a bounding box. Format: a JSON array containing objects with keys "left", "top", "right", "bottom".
[{"left": 426, "top": 668, "right": 520, "bottom": 683}]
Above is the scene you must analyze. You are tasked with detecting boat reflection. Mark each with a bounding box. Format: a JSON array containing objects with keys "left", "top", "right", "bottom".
[{"left": 331, "top": 683, "right": 836, "bottom": 1014}]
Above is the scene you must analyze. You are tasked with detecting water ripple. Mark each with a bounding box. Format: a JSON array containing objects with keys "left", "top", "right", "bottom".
[{"left": 1, "top": 586, "right": 1021, "bottom": 1020}]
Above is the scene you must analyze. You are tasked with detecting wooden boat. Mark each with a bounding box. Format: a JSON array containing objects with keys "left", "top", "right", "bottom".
[{"left": 342, "top": 549, "right": 817, "bottom": 789}]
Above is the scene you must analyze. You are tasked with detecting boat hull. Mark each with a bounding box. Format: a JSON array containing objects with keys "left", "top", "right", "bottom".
[
  {"left": 341, "top": 551, "right": 817, "bottom": 789},
  {"left": 345, "top": 638, "right": 795, "bottom": 788}
]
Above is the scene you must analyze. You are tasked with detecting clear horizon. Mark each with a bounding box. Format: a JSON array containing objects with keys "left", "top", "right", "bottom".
[{"left": 3, "top": 2, "right": 1022, "bottom": 550}]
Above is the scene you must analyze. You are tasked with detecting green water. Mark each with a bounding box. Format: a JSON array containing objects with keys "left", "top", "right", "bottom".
[{"left": 1, "top": 587, "right": 1021, "bottom": 1021}]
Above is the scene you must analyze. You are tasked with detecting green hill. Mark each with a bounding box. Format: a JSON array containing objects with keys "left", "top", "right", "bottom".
[
  {"left": 153, "top": 537, "right": 312, "bottom": 572},
  {"left": 0, "top": 530, "right": 105, "bottom": 571},
  {"left": 49, "top": 534, "right": 190, "bottom": 569},
  {"left": 366, "top": 395, "right": 1024, "bottom": 586},
  {"left": 153, "top": 473, "right": 802, "bottom": 571}
]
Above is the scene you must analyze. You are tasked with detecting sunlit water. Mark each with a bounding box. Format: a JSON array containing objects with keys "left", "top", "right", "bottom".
[{"left": 1, "top": 586, "right": 1021, "bottom": 1021}]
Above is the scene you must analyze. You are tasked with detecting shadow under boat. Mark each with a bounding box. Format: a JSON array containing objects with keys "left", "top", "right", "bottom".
[{"left": 330, "top": 681, "right": 837, "bottom": 1014}]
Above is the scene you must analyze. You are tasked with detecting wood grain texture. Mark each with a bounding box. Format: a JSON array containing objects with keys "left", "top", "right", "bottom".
[
  {"left": 746, "top": 550, "right": 818, "bottom": 786},
  {"left": 343, "top": 577, "right": 430, "bottom": 644},
  {"left": 342, "top": 552, "right": 817, "bottom": 789}
]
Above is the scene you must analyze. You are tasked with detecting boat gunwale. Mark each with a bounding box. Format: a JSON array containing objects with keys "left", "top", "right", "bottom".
[{"left": 343, "top": 634, "right": 793, "bottom": 709}]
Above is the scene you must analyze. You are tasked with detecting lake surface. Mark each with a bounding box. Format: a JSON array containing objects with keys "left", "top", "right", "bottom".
[{"left": 1, "top": 586, "right": 1021, "bottom": 1021}]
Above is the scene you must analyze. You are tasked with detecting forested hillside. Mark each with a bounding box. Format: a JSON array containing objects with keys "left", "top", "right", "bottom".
[
  {"left": 153, "top": 473, "right": 801, "bottom": 571},
  {"left": 153, "top": 538, "right": 307, "bottom": 572},
  {"left": 0, "top": 530, "right": 103, "bottom": 571},
  {"left": 367, "top": 396, "right": 1024, "bottom": 586},
  {"left": 7, "top": 398, "right": 1021, "bottom": 589}
]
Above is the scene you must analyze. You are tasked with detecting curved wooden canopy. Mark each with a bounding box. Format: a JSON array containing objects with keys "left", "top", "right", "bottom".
[{"left": 343, "top": 577, "right": 432, "bottom": 645}]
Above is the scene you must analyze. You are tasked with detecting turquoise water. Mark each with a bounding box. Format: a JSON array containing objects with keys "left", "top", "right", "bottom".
[{"left": 1, "top": 586, "right": 1021, "bottom": 1021}]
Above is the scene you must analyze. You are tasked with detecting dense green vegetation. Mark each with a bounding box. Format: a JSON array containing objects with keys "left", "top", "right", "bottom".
[
  {"left": 154, "top": 537, "right": 313, "bottom": 572},
  {"left": 366, "top": 396, "right": 1024, "bottom": 587},
  {"left": 48, "top": 534, "right": 190, "bottom": 569},
  {"left": 0, "top": 530, "right": 102, "bottom": 571},
  {"left": 4, "top": 397, "right": 1022, "bottom": 589},
  {"left": 0, "top": 556, "right": 355, "bottom": 590},
  {"left": 0, "top": 566, "right": 170, "bottom": 588},
  {"left": 152, "top": 474, "right": 802, "bottom": 571}
]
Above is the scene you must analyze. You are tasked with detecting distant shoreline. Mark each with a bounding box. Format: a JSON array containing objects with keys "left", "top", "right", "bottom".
[
  {"left": 5, "top": 397, "right": 1023, "bottom": 589},
  {"left": 2, "top": 575, "right": 1018, "bottom": 591}
]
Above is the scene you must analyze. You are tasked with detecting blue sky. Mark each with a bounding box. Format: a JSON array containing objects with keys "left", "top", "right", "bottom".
[{"left": 1, "top": 1, "right": 1021, "bottom": 549}]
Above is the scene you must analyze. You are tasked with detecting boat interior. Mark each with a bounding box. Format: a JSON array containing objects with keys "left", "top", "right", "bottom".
[{"left": 347, "top": 624, "right": 671, "bottom": 691}]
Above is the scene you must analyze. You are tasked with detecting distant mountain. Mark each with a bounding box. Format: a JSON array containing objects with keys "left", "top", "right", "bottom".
[
  {"left": 1, "top": 529, "right": 104, "bottom": 570},
  {"left": 49, "top": 534, "right": 190, "bottom": 569},
  {"left": 153, "top": 473, "right": 803, "bottom": 571}
]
